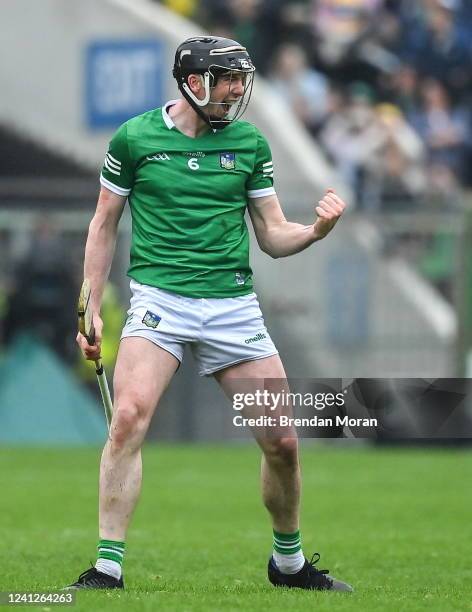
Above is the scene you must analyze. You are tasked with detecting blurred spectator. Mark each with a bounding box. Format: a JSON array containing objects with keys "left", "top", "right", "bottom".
[
  {"left": 276, "top": 1, "right": 314, "bottom": 48},
  {"left": 3, "top": 217, "right": 78, "bottom": 363},
  {"left": 199, "top": 0, "right": 286, "bottom": 73},
  {"left": 311, "top": 0, "right": 384, "bottom": 67},
  {"left": 319, "top": 82, "right": 384, "bottom": 202},
  {"left": 382, "top": 64, "right": 420, "bottom": 117},
  {"left": 400, "top": 0, "right": 472, "bottom": 100},
  {"left": 199, "top": 0, "right": 315, "bottom": 74},
  {"left": 267, "top": 43, "right": 329, "bottom": 133},
  {"left": 227, "top": 0, "right": 264, "bottom": 63},
  {"left": 320, "top": 84, "right": 426, "bottom": 208},
  {"left": 410, "top": 78, "right": 469, "bottom": 184},
  {"left": 364, "top": 104, "right": 426, "bottom": 209}
]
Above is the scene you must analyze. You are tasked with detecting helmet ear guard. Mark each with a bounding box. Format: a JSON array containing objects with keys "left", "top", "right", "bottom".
[
  {"left": 181, "top": 72, "right": 212, "bottom": 108},
  {"left": 172, "top": 36, "right": 256, "bottom": 129}
]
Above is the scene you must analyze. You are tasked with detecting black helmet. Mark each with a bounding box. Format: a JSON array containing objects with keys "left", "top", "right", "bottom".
[{"left": 172, "top": 36, "right": 256, "bottom": 130}]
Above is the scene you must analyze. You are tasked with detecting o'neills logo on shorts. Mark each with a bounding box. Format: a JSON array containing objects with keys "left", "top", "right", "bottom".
[{"left": 244, "top": 333, "right": 267, "bottom": 344}]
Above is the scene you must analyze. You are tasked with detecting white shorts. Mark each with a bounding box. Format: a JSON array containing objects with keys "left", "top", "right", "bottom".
[{"left": 121, "top": 280, "right": 278, "bottom": 376}]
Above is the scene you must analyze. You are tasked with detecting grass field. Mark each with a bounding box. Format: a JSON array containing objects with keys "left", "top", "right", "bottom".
[{"left": 0, "top": 444, "right": 471, "bottom": 611}]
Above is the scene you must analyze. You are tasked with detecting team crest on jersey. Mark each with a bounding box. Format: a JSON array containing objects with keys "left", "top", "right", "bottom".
[
  {"left": 235, "top": 272, "right": 246, "bottom": 286},
  {"left": 142, "top": 310, "right": 161, "bottom": 328},
  {"left": 220, "top": 152, "right": 236, "bottom": 170}
]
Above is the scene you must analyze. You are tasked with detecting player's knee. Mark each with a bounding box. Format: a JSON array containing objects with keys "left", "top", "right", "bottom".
[
  {"left": 262, "top": 437, "right": 299, "bottom": 466},
  {"left": 111, "top": 402, "right": 147, "bottom": 449}
]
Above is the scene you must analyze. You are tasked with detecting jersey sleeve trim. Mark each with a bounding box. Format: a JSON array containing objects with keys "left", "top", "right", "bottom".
[
  {"left": 247, "top": 186, "right": 276, "bottom": 198},
  {"left": 100, "top": 174, "right": 131, "bottom": 196}
]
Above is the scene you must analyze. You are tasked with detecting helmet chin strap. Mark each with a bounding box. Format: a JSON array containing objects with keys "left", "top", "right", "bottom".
[{"left": 180, "top": 72, "right": 230, "bottom": 130}]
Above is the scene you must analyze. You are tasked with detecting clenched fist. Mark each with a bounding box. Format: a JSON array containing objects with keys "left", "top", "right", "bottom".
[{"left": 313, "top": 188, "right": 347, "bottom": 240}]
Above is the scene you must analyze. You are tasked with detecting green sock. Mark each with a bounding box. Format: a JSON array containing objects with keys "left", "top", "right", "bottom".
[
  {"left": 272, "top": 529, "right": 305, "bottom": 573},
  {"left": 95, "top": 539, "right": 125, "bottom": 579},
  {"left": 273, "top": 529, "right": 302, "bottom": 554}
]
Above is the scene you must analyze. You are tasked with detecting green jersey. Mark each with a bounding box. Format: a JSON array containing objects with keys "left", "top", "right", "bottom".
[{"left": 100, "top": 100, "right": 276, "bottom": 298}]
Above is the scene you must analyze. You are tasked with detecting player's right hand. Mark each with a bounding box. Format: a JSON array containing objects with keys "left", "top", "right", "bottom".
[{"left": 76, "top": 313, "right": 103, "bottom": 361}]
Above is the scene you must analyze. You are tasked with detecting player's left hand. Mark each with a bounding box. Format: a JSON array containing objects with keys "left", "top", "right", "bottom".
[{"left": 313, "top": 188, "right": 347, "bottom": 240}]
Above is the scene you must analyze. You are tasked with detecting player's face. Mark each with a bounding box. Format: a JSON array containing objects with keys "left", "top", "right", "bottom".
[{"left": 207, "top": 72, "right": 247, "bottom": 119}]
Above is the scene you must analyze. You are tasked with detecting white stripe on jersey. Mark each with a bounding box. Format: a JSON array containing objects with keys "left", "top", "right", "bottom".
[
  {"left": 262, "top": 161, "right": 273, "bottom": 167},
  {"left": 100, "top": 175, "right": 131, "bottom": 196},
  {"left": 104, "top": 158, "right": 121, "bottom": 176},
  {"left": 263, "top": 163, "right": 274, "bottom": 175},
  {"left": 106, "top": 152, "right": 122, "bottom": 167},
  {"left": 105, "top": 154, "right": 121, "bottom": 171},
  {"left": 247, "top": 186, "right": 276, "bottom": 198}
]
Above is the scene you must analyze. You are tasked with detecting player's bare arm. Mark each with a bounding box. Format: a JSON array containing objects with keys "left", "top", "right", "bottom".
[
  {"left": 248, "top": 188, "right": 346, "bottom": 259},
  {"left": 76, "top": 186, "right": 126, "bottom": 361}
]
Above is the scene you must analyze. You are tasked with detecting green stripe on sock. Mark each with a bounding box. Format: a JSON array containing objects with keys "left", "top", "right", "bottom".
[
  {"left": 97, "top": 539, "right": 125, "bottom": 567},
  {"left": 273, "top": 529, "right": 300, "bottom": 542},
  {"left": 273, "top": 542, "right": 302, "bottom": 554},
  {"left": 274, "top": 535, "right": 299, "bottom": 544},
  {"left": 99, "top": 539, "right": 125, "bottom": 551},
  {"left": 98, "top": 551, "right": 123, "bottom": 563},
  {"left": 273, "top": 530, "right": 302, "bottom": 554}
]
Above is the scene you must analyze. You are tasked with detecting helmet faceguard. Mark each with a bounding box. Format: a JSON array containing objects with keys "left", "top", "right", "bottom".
[{"left": 172, "top": 36, "right": 256, "bottom": 130}]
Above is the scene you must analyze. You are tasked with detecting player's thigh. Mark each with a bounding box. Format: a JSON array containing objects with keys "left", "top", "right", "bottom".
[
  {"left": 215, "top": 354, "right": 297, "bottom": 452},
  {"left": 214, "top": 354, "right": 288, "bottom": 405},
  {"left": 113, "top": 336, "right": 179, "bottom": 419},
  {"left": 214, "top": 353, "right": 287, "bottom": 384}
]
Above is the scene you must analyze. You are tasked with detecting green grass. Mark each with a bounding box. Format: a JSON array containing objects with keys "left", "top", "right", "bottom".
[{"left": 0, "top": 444, "right": 471, "bottom": 611}]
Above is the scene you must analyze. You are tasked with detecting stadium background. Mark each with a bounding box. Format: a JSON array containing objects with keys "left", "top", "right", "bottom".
[{"left": 0, "top": 1, "right": 471, "bottom": 609}]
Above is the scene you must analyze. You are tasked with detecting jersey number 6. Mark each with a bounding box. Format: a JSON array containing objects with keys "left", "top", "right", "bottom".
[{"left": 188, "top": 158, "right": 199, "bottom": 171}]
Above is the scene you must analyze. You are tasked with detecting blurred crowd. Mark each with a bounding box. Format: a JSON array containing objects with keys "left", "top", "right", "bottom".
[
  {"left": 159, "top": 0, "right": 471, "bottom": 210},
  {"left": 0, "top": 219, "right": 124, "bottom": 381}
]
